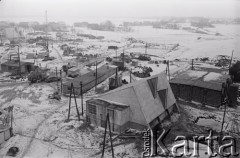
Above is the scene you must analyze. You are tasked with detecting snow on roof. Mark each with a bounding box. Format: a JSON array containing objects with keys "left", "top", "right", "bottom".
[
  {"left": 170, "top": 70, "right": 229, "bottom": 91},
  {"left": 96, "top": 73, "right": 177, "bottom": 124},
  {"left": 203, "top": 72, "right": 223, "bottom": 82},
  {"left": 87, "top": 98, "right": 129, "bottom": 111}
]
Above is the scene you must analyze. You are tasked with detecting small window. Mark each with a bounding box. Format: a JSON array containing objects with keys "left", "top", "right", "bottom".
[
  {"left": 147, "top": 77, "right": 158, "bottom": 98},
  {"left": 89, "top": 104, "right": 97, "bottom": 115},
  {"left": 158, "top": 89, "right": 167, "bottom": 109}
]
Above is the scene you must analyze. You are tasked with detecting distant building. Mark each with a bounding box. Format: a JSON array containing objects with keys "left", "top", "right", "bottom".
[
  {"left": 62, "top": 64, "right": 117, "bottom": 96},
  {"left": 86, "top": 73, "right": 178, "bottom": 133},
  {"left": 1, "top": 60, "right": 34, "bottom": 74},
  {"left": 109, "top": 73, "right": 122, "bottom": 90}
]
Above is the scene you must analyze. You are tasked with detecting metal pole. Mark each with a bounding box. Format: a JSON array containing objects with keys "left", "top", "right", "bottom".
[{"left": 80, "top": 81, "right": 83, "bottom": 115}]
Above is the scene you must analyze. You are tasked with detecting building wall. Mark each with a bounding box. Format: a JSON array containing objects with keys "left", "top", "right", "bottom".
[
  {"left": 170, "top": 83, "right": 222, "bottom": 107},
  {"left": 100, "top": 87, "right": 148, "bottom": 127},
  {"left": 63, "top": 67, "right": 116, "bottom": 96},
  {"left": 86, "top": 102, "right": 128, "bottom": 133}
]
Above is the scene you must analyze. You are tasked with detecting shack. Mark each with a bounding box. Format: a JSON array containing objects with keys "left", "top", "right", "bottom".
[
  {"left": 62, "top": 64, "right": 117, "bottom": 95},
  {"left": 1, "top": 60, "right": 34, "bottom": 74},
  {"left": 86, "top": 73, "right": 178, "bottom": 133},
  {"left": 170, "top": 70, "right": 230, "bottom": 107}
]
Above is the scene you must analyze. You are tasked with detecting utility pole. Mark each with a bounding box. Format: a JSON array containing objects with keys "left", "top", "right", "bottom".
[
  {"left": 122, "top": 48, "right": 125, "bottom": 70},
  {"left": 45, "top": 10, "right": 49, "bottom": 55},
  {"left": 220, "top": 79, "right": 230, "bottom": 141},
  {"left": 56, "top": 67, "right": 59, "bottom": 89},
  {"left": 16, "top": 45, "right": 21, "bottom": 78},
  {"left": 115, "top": 68, "right": 118, "bottom": 88},
  {"left": 80, "top": 81, "right": 84, "bottom": 115},
  {"left": 228, "top": 50, "right": 234, "bottom": 74},
  {"left": 130, "top": 69, "right": 132, "bottom": 83},
  {"left": 192, "top": 59, "right": 194, "bottom": 70},
  {"left": 101, "top": 113, "right": 114, "bottom": 158},
  {"left": 60, "top": 70, "right": 62, "bottom": 94},
  {"left": 145, "top": 43, "right": 147, "bottom": 55},
  {"left": 95, "top": 61, "right": 98, "bottom": 90}
]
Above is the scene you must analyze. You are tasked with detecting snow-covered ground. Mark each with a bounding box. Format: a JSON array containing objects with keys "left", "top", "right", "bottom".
[{"left": 0, "top": 23, "right": 239, "bottom": 157}]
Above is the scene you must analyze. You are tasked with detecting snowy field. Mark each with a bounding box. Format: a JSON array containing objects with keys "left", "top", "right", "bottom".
[
  {"left": 0, "top": 23, "right": 240, "bottom": 157},
  {"left": 75, "top": 24, "right": 240, "bottom": 60}
]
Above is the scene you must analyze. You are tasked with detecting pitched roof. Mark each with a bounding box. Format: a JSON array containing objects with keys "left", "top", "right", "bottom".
[{"left": 94, "top": 73, "right": 176, "bottom": 124}]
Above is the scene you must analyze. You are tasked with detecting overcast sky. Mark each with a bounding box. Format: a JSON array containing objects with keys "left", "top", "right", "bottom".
[{"left": 0, "top": 0, "right": 239, "bottom": 23}]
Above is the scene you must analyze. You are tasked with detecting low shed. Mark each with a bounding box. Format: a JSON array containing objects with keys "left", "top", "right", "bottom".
[
  {"left": 62, "top": 64, "right": 117, "bottom": 95},
  {"left": 170, "top": 70, "right": 229, "bottom": 107}
]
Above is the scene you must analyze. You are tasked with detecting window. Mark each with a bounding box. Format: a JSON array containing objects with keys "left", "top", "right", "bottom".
[
  {"left": 89, "top": 104, "right": 97, "bottom": 115},
  {"left": 158, "top": 89, "right": 167, "bottom": 109},
  {"left": 147, "top": 77, "right": 158, "bottom": 98}
]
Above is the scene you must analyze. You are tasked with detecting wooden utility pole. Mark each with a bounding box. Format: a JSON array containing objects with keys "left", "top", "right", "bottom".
[
  {"left": 17, "top": 45, "right": 21, "bottom": 78},
  {"left": 168, "top": 61, "right": 170, "bottom": 80},
  {"left": 56, "top": 67, "right": 59, "bottom": 89},
  {"left": 95, "top": 61, "right": 98, "bottom": 90},
  {"left": 80, "top": 81, "right": 84, "bottom": 115},
  {"left": 192, "top": 59, "right": 194, "bottom": 70},
  {"left": 45, "top": 10, "right": 49, "bottom": 54},
  {"left": 60, "top": 70, "right": 62, "bottom": 93},
  {"left": 122, "top": 48, "right": 125, "bottom": 70},
  {"left": 101, "top": 113, "right": 114, "bottom": 158},
  {"left": 145, "top": 43, "right": 147, "bottom": 55},
  {"left": 130, "top": 69, "right": 132, "bottom": 83},
  {"left": 115, "top": 68, "right": 118, "bottom": 88},
  {"left": 67, "top": 83, "right": 81, "bottom": 121},
  {"left": 220, "top": 79, "right": 230, "bottom": 139},
  {"left": 229, "top": 50, "right": 234, "bottom": 74},
  {"left": 10, "top": 106, "right": 14, "bottom": 137}
]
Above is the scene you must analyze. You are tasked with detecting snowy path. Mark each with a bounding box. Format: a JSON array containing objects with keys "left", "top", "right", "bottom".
[{"left": 19, "top": 101, "right": 67, "bottom": 158}]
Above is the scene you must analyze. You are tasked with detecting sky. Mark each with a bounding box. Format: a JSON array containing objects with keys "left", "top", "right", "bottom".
[{"left": 0, "top": 0, "right": 239, "bottom": 24}]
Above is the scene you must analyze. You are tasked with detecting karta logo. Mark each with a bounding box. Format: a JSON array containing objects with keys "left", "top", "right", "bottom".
[{"left": 143, "top": 129, "right": 239, "bottom": 157}]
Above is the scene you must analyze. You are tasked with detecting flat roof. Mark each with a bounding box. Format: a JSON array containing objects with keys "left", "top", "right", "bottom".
[
  {"left": 170, "top": 70, "right": 229, "bottom": 91},
  {"left": 1, "top": 60, "right": 34, "bottom": 67},
  {"left": 63, "top": 64, "right": 117, "bottom": 87}
]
